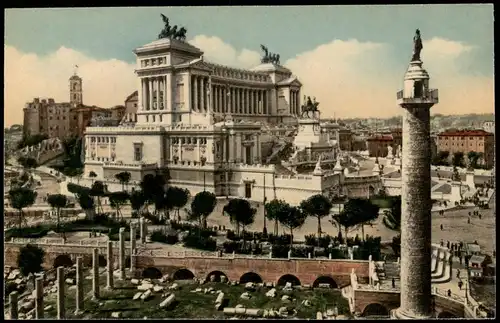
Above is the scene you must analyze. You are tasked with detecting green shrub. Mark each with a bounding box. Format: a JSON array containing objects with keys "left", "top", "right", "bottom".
[
  {"left": 182, "top": 232, "right": 217, "bottom": 251},
  {"left": 150, "top": 230, "right": 168, "bottom": 243},
  {"left": 267, "top": 234, "right": 291, "bottom": 245}
]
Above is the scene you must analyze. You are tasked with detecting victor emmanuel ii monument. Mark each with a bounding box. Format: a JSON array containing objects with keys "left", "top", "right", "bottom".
[{"left": 80, "top": 15, "right": 382, "bottom": 203}]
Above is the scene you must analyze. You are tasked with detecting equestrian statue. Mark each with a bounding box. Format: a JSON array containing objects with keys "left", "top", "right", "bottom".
[{"left": 300, "top": 95, "right": 320, "bottom": 118}]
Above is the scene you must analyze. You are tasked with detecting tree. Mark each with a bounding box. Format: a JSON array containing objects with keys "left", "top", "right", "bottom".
[
  {"left": 223, "top": 199, "right": 256, "bottom": 236},
  {"left": 77, "top": 192, "right": 95, "bottom": 220},
  {"left": 89, "top": 181, "right": 106, "bottom": 214},
  {"left": 17, "top": 244, "right": 45, "bottom": 278},
  {"left": 47, "top": 194, "right": 68, "bottom": 233},
  {"left": 437, "top": 151, "right": 450, "bottom": 165},
  {"left": 18, "top": 156, "right": 38, "bottom": 171},
  {"left": 8, "top": 187, "right": 38, "bottom": 229},
  {"left": 190, "top": 191, "right": 217, "bottom": 229},
  {"left": 278, "top": 206, "right": 307, "bottom": 249},
  {"left": 167, "top": 186, "right": 189, "bottom": 221},
  {"left": 300, "top": 194, "right": 332, "bottom": 240},
  {"left": 382, "top": 196, "right": 401, "bottom": 232},
  {"left": 265, "top": 199, "right": 289, "bottom": 236},
  {"left": 140, "top": 174, "right": 166, "bottom": 213},
  {"left": 129, "top": 190, "right": 146, "bottom": 217},
  {"left": 108, "top": 191, "right": 129, "bottom": 220},
  {"left": 89, "top": 171, "right": 97, "bottom": 184},
  {"left": 467, "top": 151, "right": 479, "bottom": 169},
  {"left": 115, "top": 172, "right": 131, "bottom": 191},
  {"left": 452, "top": 151, "right": 465, "bottom": 168},
  {"left": 341, "top": 198, "right": 380, "bottom": 241},
  {"left": 332, "top": 211, "right": 357, "bottom": 242}
]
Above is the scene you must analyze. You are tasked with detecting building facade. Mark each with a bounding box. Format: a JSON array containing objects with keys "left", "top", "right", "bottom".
[
  {"left": 23, "top": 98, "right": 73, "bottom": 139},
  {"left": 436, "top": 129, "right": 495, "bottom": 168},
  {"left": 82, "top": 34, "right": 384, "bottom": 203},
  {"left": 366, "top": 135, "right": 393, "bottom": 157}
]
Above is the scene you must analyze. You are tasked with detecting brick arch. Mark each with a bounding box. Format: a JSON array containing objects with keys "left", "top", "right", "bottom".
[
  {"left": 362, "top": 303, "right": 389, "bottom": 317},
  {"left": 313, "top": 275, "right": 339, "bottom": 289},
  {"left": 172, "top": 268, "right": 195, "bottom": 280},
  {"left": 277, "top": 274, "right": 301, "bottom": 286},
  {"left": 53, "top": 255, "right": 73, "bottom": 268},
  {"left": 206, "top": 271, "right": 228, "bottom": 282},
  {"left": 437, "top": 311, "right": 457, "bottom": 318},
  {"left": 239, "top": 272, "right": 263, "bottom": 284}
]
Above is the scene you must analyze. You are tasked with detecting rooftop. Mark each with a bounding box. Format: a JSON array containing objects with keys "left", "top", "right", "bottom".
[{"left": 438, "top": 129, "right": 493, "bottom": 137}]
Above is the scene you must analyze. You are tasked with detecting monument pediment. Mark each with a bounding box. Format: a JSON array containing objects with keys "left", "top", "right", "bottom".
[
  {"left": 175, "top": 58, "right": 214, "bottom": 72},
  {"left": 277, "top": 76, "right": 302, "bottom": 87}
]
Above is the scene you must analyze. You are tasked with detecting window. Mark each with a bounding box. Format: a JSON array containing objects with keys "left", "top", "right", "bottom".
[{"left": 134, "top": 145, "right": 142, "bottom": 161}]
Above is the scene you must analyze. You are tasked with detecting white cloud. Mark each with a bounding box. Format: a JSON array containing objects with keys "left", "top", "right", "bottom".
[
  {"left": 4, "top": 45, "right": 137, "bottom": 126},
  {"left": 3, "top": 36, "right": 493, "bottom": 126},
  {"left": 190, "top": 35, "right": 260, "bottom": 68}
]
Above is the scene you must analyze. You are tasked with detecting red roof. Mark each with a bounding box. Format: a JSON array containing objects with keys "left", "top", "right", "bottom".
[
  {"left": 438, "top": 129, "right": 493, "bottom": 137},
  {"left": 367, "top": 135, "right": 393, "bottom": 141}
]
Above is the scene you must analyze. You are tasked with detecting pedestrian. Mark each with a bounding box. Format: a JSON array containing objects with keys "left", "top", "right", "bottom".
[
  {"left": 456, "top": 269, "right": 460, "bottom": 279},
  {"left": 447, "top": 289, "right": 452, "bottom": 297},
  {"left": 468, "top": 211, "right": 471, "bottom": 217},
  {"left": 478, "top": 213, "right": 482, "bottom": 220},
  {"left": 447, "top": 241, "right": 450, "bottom": 249},
  {"left": 458, "top": 281, "right": 463, "bottom": 290},
  {"left": 440, "top": 224, "right": 444, "bottom": 231},
  {"left": 459, "top": 255, "right": 463, "bottom": 265},
  {"left": 467, "top": 217, "right": 471, "bottom": 224},
  {"left": 440, "top": 240, "right": 444, "bottom": 247}
]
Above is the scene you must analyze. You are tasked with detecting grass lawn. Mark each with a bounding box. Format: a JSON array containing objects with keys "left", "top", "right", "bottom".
[{"left": 37, "top": 268, "right": 350, "bottom": 319}]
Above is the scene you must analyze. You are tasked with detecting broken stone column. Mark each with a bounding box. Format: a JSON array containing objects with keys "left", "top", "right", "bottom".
[
  {"left": 9, "top": 292, "right": 18, "bottom": 319},
  {"left": 119, "top": 227, "right": 126, "bottom": 280},
  {"left": 106, "top": 241, "right": 114, "bottom": 289},
  {"left": 35, "top": 277, "right": 44, "bottom": 318},
  {"left": 139, "top": 217, "right": 146, "bottom": 243},
  {"left": 130, "top": 224, "right": 136, "bottom": 273},
  {"left": 75, "top": 256, "right": 84, "bottom": 314},
  {"left": 57, "top": 266, "right": 65, "bottom": 319},
  {"left": 92, "top": 248, "right": 100, "bottom": 299}
]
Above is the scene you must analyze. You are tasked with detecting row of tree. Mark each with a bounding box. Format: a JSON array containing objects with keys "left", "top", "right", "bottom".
[{"left": 432, "top": 150, "right": 486, "bottom": 169}]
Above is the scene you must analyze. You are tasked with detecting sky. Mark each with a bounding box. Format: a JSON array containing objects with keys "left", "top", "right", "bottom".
[{"left": 4, "top": 5, "right": 494, "bottom": 126}]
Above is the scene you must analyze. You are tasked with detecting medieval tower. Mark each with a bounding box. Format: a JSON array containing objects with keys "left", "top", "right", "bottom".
[
  {"left": 392, "top": 29, "right": 439, "bottom": 319},
  {"left": 69, "top": 72, "right": 83, "bottom": 106}
]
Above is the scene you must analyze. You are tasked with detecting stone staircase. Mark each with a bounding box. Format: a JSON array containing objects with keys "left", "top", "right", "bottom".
[{"left": 431, "top": 247, "right": 452, "bottom": 284}]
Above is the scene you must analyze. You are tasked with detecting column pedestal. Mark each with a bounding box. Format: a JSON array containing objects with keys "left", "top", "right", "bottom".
[{"left": 391, "top": 308, "right": 432, "bottom": 320}]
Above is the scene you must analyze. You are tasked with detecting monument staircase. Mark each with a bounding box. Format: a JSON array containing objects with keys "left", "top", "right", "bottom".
[{"left": 266, "top": 141, "right": 293, "bottom": 164}]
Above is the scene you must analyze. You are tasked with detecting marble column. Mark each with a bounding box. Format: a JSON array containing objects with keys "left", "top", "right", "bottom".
[
  {"left": 200, "top": 77, "right": 205, "bottom": 112},
  {"left": 9, "top": 292, "right": 18, "bottom": 319},
  {"left": 252, "top": 136, "right": 258, "bottom": 164},
  {"left": 149, "top": 78, "right": 154, "bottom": 111},
  {"left": 245, "top": 89, "right": 249, "bottom": 114},
  {"left": 92, "top": 248, "right": 99, "bottom": 299},
  {"left": 393, "top": 59, "right": 437, "bottom": 319},
  {"left": 156, "top": 78, "right": 160, "bottom": 110},
  {"left": 142, "top": 79, "right": 147, "bottom": 111},
  {"left": 163, "top": 75, "right": 168, "bottom": 111},
  {"left": 236, "top": 134, "right": 243, "bottom": 164},
  {"left": 251, "top": 90, "right": 256, "bottom": 114},
  {"left": 235, "top": 88, "right": 239, "bottom": 113},
  {"left": 106, "top": 241, "right": 114, "bottom": 289},
  {"left": 75, "top": 256, "right": 84, "bottom": 314},
  {"left": 57, "top": 266, "right": 65, "bottom": 319},
  {"left": 119, "top": 227, "right": 126, "bottom": 280},
  {"left": 35, "top": 277, "right": 44, "bottom": 318},
  {"left": 263, "top": 90, "right": 268, "bottom": 114},
  {"left": 193, "top": 75, "right": 198, "bottom": 112},
  {"left": 130, "top": 224, "right": 136, "bottom": 273}
]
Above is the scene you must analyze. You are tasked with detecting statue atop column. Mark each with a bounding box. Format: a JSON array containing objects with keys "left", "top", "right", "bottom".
[
  {"left": 411, "top": 29, "right": 423, "bottom": 62},
  {"left": 158, "top": 14, "right": 187, "bottom": 41}
]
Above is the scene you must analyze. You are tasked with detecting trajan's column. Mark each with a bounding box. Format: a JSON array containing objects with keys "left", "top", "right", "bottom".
[{"left": 392, "top": 29, "right": 439, "bottom": 319}]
